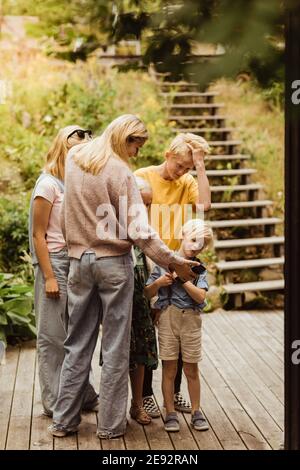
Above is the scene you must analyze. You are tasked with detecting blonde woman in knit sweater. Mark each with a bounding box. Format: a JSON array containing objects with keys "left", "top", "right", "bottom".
[{"left": 49, "top": 114, "right": 200, "bottom": 440}]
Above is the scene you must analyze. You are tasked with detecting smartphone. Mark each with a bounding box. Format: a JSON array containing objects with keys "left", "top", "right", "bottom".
[{"left": 191, "top": 264, "right": 206, "bottom": 275}]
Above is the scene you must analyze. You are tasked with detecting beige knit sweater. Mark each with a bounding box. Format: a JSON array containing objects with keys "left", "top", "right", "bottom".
[{"left": 61, "top": 152, "right": 184, "bottom": 269}]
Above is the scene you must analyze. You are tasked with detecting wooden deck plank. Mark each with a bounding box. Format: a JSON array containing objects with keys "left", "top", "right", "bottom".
[
  {"left": 182, "top": 412, "right": 223, "bottom": 450},
  {"left": 200, "top": 354, "right": 271, "bottom": 450},
  {"left": 101, "top": 437, "right": 126, "bottom": 450},
  {"left": 124, "top": 419, "right": 150, "bottom": 450},
  {"left": 202, "top": 330, "right": 283, "bottom": 449},
  {"left": 77, "top": 411, "right": 100, "bottom": 450},
  {"left": 30, "top": 354, "right": 53, "bottom": 450},
  {"left": 243, "top": 313, "right": 283, "bottom": 348},
  {"left": 212, "top": 312, "right": 284, "bottom": 400},
  {"left": 1, "top": 310, "right": 284, "bottom": 451},
  {"left": 252, "top": 310, "right": 283, "bottom": 328},
  {"left": 142, "top": 412, "right": 175, "bottom": 450},
  {"left": 198, "top": 376, "right": 247, "bottom": 450},
  {"left": 152, "top": 372, "right": 199, "bottom": 450},
  {"left": 5, "top": 342, "right": 36, "bottom": 450},
  {"left": 247, "top": 312, "right": 283, "bottom": 343},
  {"left": 229, "top": 312, "right": 283, "bottom": 364},
  {"left": 54, "top": 433, "right": 78, "bottom": 450},
  {"left": 140, "top": 369, "right": 175, "bottom": 450},
  {"left": 205, "top": 315, "right": 284, "bottom": 430},
  {"left": 0, "top": 346, "right": 20, "bottom": 450}
]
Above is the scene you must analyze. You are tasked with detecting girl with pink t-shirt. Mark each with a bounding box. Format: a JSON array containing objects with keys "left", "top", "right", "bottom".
[{"left": 29, "top": 125, "right": 98, "bottom": 416}]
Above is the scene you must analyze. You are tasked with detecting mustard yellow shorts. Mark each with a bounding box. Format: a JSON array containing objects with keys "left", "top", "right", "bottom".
[{"left": 158, "top": 304, "right": 202, "bottom": 363}]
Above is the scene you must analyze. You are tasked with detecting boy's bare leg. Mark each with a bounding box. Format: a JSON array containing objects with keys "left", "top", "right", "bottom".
[
  {"left": 130, "top": 364, "right": 145, "bottom": 407},
  {"left": 162, "top": 360, "right": 178, "bottom": 414},
  {"left": 183, "top": 362, "right": 200, "bottom": 413}
]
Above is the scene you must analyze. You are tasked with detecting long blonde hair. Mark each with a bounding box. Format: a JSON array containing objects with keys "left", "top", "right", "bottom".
[
  {"left": 44, "top": 125, "right": 82, "bottom": 181},
  {"left": 73, "top": 114, "right": 148, "bottom": 175}
]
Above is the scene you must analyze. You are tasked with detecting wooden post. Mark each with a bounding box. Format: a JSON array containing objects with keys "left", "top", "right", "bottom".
[{"left": 285, "top": 1, "right": 300, "bottom": 450}]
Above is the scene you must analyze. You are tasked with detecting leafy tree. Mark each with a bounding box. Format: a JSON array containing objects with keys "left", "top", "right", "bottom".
[
  {"left": 111, "top": 0, "right": 284, "bottom": 88},
  {"left": 2, "top": 0, "right": 285, "bottom": 86}
]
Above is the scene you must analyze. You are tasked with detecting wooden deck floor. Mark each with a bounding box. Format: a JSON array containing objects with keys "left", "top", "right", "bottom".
[{"left": 0, "top": 309, "right": 284, "bottom": 451}]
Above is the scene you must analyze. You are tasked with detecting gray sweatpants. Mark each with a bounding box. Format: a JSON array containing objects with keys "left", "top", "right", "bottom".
[
  {"left": 53, "top": 252, "right": 134, "bottom": 437},
  {"left": 34, "top": 248, "right": 98, "bottom": 415}
]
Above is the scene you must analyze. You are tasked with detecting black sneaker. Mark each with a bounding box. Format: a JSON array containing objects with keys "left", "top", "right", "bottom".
[
  {"left": 142, "top": 396, "right": 161, "bottom": 418},
  {"left": 174, "top": 392, "right": 192, "bottom": 413}
]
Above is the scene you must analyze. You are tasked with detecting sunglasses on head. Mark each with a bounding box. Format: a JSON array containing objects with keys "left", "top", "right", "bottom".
[
  {"left": 127, "top": 135, "right": 147, "bottom": 144},
  {"left": 67, "top": 129, "right": 93, "bottom": 140}
]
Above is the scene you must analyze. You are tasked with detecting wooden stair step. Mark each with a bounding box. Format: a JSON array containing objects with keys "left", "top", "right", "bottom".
[
  {"left": 222, "top": 279, "right": 284, "bottom": 294},
  {"left": 160, "top": 92, "right": 219, "bottom": 97},
  {"left": 206, "top": 154, "right": 250, "bottom": 161},
  {"left": 216, "top": 256, "right": 284, "bottom": 271},
  {"left": 204, "top": 168, "right": 256, "bottom": 177},
  {"left": 156, "top": 81, "right": 198, "bottom": 87},
  {"left": 168, "top": 115, "right": 226, "bottom": 121},
  {"left": 168, "top": 103, "right": 224, "bottom": 108},
  {"left": 211, "top": 200, "right": 273, "bottom": 209},
  {"left": 210, "top": 217, "right": 282, "bottom": 229},
  {"left": 206, "top": 140, "right": 242, "bottom": 146},
  {"left": 214, "top": 236, "right": 284, "bottom": 249},
  {"left": 210, "top": 183, "right": 263, "bottom": 192},
  {"left": 172, "top": 127, "right": 235, "bottom": 133}
]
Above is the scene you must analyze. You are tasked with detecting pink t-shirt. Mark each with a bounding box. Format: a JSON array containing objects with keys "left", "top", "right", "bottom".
[{"left": 34, "top": 176, "right": 66, "bottom": 252}]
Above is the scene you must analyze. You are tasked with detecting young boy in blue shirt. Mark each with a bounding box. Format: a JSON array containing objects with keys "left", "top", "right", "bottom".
[{"left": 144, "top": 219, "right": 213, "bottom": 432}]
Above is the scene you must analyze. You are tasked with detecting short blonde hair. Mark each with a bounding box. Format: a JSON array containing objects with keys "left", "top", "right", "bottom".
[
  {"left": 182, "top": 219, "right": 214, "bottom": 251},
  {"left": 44, "top": 125, "right": 82, "bottom": 180},
  {"left": 73, "top": 114, "right": 148, "bottom": 175},
  {"left": 168, "top": 133, "right": 211, "bottom": 158}
]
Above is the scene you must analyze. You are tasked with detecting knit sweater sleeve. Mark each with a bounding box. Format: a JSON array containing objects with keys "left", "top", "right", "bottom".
[{"left": 122, "top": 172, "right": 185, "bottom": 270}]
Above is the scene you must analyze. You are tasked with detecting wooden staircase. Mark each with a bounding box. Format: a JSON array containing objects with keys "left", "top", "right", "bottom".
[{"left": 156, "top": 77, "right": 284, "bottom": 308}]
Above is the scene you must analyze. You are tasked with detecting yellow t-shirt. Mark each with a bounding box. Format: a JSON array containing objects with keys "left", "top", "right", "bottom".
[{"left": 134, "top": 166, "right": 199, "bottom": 250}]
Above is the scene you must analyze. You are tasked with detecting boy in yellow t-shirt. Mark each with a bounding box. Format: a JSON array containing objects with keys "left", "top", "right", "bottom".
[{"left": 134, "top": 132, "right": 211, "bottom": 417}]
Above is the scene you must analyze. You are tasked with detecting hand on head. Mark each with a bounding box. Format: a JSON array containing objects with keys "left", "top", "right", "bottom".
[{"left": 186, "top": 143, "right": 205, "bottom": 166}]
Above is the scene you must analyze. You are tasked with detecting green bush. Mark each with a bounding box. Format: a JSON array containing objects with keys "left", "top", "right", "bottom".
[
  {"left": 0, "top": 273, "right": 35, "bottom": 345},
  {"left": 0, "top": 197, "right": 32, "bottom": 278}
]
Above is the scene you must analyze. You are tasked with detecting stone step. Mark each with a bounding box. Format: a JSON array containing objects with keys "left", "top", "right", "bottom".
[
  {"left": 210, "top": 217, "right": 282, "bottom": 229},
  {"left": 206, "top": 154, "right": 250, "bottom": 161},
  {"left": 211, "top": 200, "right": 273, "bottom": 210},
  {"left": 204, "top": 168, "right": 256, "bottom": 177},
  {"left": 222, "top": 279, "right": 284, "bottom": 294},
  {"left": 172, "top": 127, "right": 235, "bottom": 134},
  {"left": 210, "top": 183, "right": 263, "bottom": 192},
  {"left": 168, "top": 103, "right": 224, "bottom": 109},
  {"left": 160, "top": 91, "right": 219, "bottom": 97},
  {"left": 168, "top": 114, "right": 226, "bottom": 121},
  {"left": 216, "top": 256, "right": 284, "bottom": 271},
  {"left": 214, "top": 236, "right": 284, "bottom": 249}
]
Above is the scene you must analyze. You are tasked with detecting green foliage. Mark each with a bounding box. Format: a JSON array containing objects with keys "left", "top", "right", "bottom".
[
  {"left": 0, "top": 197, "right": 32, "bottom": 278},
  {"left": 0, "top": 53, "right": 172, "bottom": 191},
  {"left": 261, "top": 81, "right": 284, "bottom": 109},
  {"left": 0, "top": 273, "right": 35, "bottom": 345},
  {"left": 4, "top": 0, "right": 284, "bottom": 89}
]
